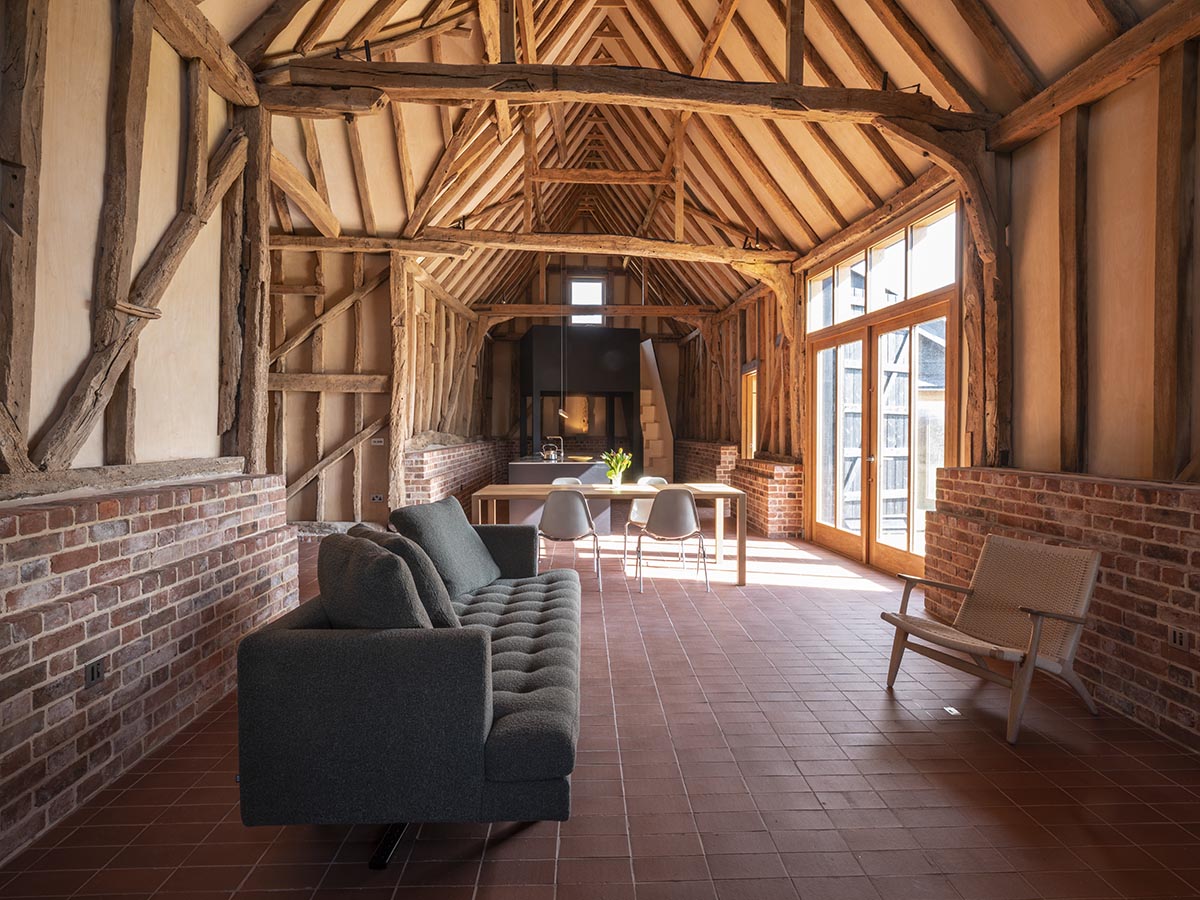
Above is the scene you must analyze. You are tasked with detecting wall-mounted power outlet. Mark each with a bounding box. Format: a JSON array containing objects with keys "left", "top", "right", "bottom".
[
  {"left": 1169, "top": 626, "right": 1189, "bottom": 651},
  {"left": 84, "top": 659, "right": 105, "bottom": 687},
  {"left": 370, "top": 494, "right": 385, "bottom": 503},
  {"left": 370, "top": 437, "right": 385, "bottom": 446}
]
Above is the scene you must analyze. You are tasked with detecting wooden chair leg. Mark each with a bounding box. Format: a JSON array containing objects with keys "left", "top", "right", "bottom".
[
  {"left": 1007, "top": 655, "right": 1038, "bottom": 743},
  {"left": 886, "top": 629, "right": 907, "bottom": 688},
  {"left": 1062, "top": 668, "right": 1098, "bottom": 715}
]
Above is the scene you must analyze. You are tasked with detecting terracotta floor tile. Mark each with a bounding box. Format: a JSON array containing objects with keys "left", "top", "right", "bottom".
[
  {"left": 75, "top": 866, "right": 173, "bottom": 895},
  {"left": 1099, "top": 867, "right": 1198, "bottom": 898},
  {"left": 791, "top": 875, "right": 883, "bottom": 900},
  {"left": 555, "top": 856, "right": 634, "bottom": 883},
  {"left": 1023, "top": 869, "right": 1122, "bottom": 898}
]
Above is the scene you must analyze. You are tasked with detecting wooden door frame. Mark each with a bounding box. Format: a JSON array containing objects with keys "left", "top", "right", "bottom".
[{"left": 805, "top": 292, "right": 955, "bottom": 574}]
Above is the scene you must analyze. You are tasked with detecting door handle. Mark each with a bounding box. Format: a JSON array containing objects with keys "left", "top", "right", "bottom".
[{"left": 866, "top": 455, "right": 876, "bottom": 463}]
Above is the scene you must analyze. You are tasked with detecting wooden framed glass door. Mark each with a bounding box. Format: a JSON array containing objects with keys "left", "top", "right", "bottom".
[
  {"left": 810, "top": 331, "right": 868, "bottom": 562},
  {"left": 808, "top": 302, "right": 950, "bottom": 573},
  {"left": 870, "top": 311, "right": 948, "bottom": 575},
  {"left": 804, "top": 196, "right": 960, "bottom": 576}
]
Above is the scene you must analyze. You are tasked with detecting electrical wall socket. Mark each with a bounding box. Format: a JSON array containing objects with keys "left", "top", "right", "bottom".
[
  {"left": 370, "top": 494, "right": 385, "bottom": 503},
  {"left": 1169, "top": 626, "right": 1188, "bottom": 650},
  {"left": 370, "top": 437, "right": 385, "bottom": 446},
  {"left": 84, "top": 659, "right": 105, "bottom": 687}
]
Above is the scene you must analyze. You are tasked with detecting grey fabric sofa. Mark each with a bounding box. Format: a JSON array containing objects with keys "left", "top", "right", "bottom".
[{"left": 237, "top": 511, "right": 582, "bottom": 836}]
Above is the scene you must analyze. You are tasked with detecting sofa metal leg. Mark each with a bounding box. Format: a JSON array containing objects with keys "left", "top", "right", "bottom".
[{"left": 369, "top": 822, "right": 410, "bottom": 870}]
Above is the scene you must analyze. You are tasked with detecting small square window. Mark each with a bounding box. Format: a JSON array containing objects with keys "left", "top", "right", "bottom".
[{"left": 569, "top": 279, "right": 604, "bottom": 324}]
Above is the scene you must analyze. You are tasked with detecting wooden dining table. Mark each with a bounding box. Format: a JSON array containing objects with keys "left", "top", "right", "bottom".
[{"left": 470, "top": 482, "right": 749, "bottom": 586}]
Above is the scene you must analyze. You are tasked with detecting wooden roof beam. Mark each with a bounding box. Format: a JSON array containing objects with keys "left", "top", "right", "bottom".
[
  {"left": 269, "top": 234, "right": 472, "bottom": 256},
  {"left": 948, "top": 0, "right": 1041, "bottom": 101},
  {"left": 860, "top": 0, "right": 984, "bottom": 111},
  {"left": 145, "top": 0, "right": 258, "bottom": 105},
  {"left": 1085, "top": 0, "right": 1140, "bottom": 39},
  {"left": 260, "top": 85, "right": 389, "bottom": 118},
  {"left": 258, "top": 7, "right": 474, "bottom": 82},
  {"left": 288, "top": 60, "right": 995, "bottom": 131},
  {"left": 991, "top": 0, "right": 1200, "bottom": 151},
  {"left": 269, "top": 147, "right": 341, "bottom": 238},
  {"left": 476, "top": 304, "right": 712, "bottom": 318},
  {"left": 420, "top": 227, "right": 797, "bottom": 265},
  {"left": 230, "top": 0, "right": 309, "bottom": 67},
  {"left": 533, "top": 167, "right": 672, "bottom": 184}
]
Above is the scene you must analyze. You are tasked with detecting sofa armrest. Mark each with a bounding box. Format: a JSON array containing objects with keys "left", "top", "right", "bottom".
[
  {"left": 237, "top": 624, "right": 493, "bottom": 825},
  {"left": 474, "top": 524, "right": 539, "bottom": 578}
]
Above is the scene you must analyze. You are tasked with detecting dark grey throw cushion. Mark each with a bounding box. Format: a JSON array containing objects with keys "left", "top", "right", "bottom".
[
  {"left": 348, "top": 525, "right": 459, "bottom": 628},
  {"left": 317, "top": 534, "right": 432, "bottom": 630},
  {"left": 389, "top": 497, "right": 501, "bottom": 596}
]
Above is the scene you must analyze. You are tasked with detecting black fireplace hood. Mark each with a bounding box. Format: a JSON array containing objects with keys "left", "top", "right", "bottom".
[
  {"left": 517, "top": 325, "right": 642, "bottom": 469},
  {"left": 519, "top": 325, "right": 641, "bottom": 396}
]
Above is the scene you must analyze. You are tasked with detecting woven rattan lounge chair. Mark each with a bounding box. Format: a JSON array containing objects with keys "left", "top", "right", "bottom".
[{"left": 881, "top": 534, "right": 1101, "bottom": 743}]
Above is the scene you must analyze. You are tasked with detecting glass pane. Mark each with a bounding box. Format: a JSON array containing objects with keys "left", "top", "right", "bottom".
[
  {"left": 570, "top": 279, "right": 603, "bottom": 324},
  {"left": 868, "top": 231, "right": 905, "bottom": 311},
  {"left": 912, "top": 317, "right": 947, "bottom": 555},
  {"left": 909, "top": 204, "right": 957, "bottom": 297},
  {"left": 837, "top": 341, "right": 863, "bottom": 535},
  {"left": 835, "top": 254, "right": 866, "bottom": 324},
  {"left": 876, "top": 327, "right": 911, "bottom": 551},
  {"left": 815, "top": 347, "right": 837, "bottom": 526},
  {"left": 808, "top": 269, "right": 834, "bottom": 332}
]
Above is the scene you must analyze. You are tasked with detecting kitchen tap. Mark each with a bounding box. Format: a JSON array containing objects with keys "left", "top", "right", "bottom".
[{"left": 545, "top": 435, "right": 564, "bottom": 460}]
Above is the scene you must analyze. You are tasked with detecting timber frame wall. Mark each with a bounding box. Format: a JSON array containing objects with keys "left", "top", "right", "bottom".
[
  {"left": 0, "top": 1, "right": 1195, "bottom": 511},
  {"left": 0, "top": 0, "right": 270, "bottom": 489}
]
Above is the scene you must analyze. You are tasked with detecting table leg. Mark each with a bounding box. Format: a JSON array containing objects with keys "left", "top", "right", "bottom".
[
  {"left": 737, "top": 496, "right": 747, "bottom": 587},
  {"left": 472, "top": 496, "right": 482, "bottom": 524},
  {"left": 489, "top": 499, "right": 498, "bottom": 525},
  {"left": 714, "top": 499, "right": 725, "bottom": 564}
]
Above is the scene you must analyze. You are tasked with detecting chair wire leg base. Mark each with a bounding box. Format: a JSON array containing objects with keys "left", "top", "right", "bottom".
[{"left": 369, "top": 822, "right": 410, "bottom": 869}]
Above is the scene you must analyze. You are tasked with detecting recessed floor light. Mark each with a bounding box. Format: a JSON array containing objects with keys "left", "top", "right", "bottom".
[{"left": 944, "top": 706, "right": 960, "bottom": 716}]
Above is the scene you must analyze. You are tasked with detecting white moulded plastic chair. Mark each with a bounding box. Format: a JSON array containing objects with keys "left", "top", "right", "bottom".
[
  {"left": 538, "top": 489, "right": 602, "bottom": 592},
  {"left": 636, "top": 488, "right": 708, "bottom": 593},
  {"left": 623, "top": 475, "right": 668, "bottom": 565},
  {"left": 551, "top": 476, "right": 582, "bottom": 485},
  {"left": 881, "top": 533, "right": 1101, "bottom": 743}
]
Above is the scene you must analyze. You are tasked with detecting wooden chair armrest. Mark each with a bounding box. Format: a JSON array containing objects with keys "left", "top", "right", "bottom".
[
  {"left": 1019, "top": 606, "right": 1087, "bottom": 626},
  {"left": 898, "top": 574, "right": 973, "bottom": 594},
  {"left": 895, "top": 575, "right": 972, "bottom": 615}
]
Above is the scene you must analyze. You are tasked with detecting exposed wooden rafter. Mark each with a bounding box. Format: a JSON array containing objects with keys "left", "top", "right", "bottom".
[
  {"left": 420, "top": 227, "right": 796, "bottom": 265},
  {"left": 269, "top": 148, "right": 341, "bottom": 237},
  {"left": 144, "top": 0, "right": 259, "bottom": 105},
  {"left": 991, "top": 0, "right": 1200, "bottom": 151},
  {"left": 290, "top": 60, "right": 995, "bottom": 132}
]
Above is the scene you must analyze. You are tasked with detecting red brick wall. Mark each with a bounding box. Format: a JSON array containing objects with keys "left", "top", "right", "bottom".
[
  {"left": 924, "top": 467, "right": 1200, "bottom": 748},
  {"left": 730, "top": 457, "right": 804, "bottom": 538},
  {"left": 403, "top": 440, "right": 514, "bottom": 516},
  {"left": 0, "top": 476, "right": 297, "bottom": 864},
  {"left": 675, "top": 440, "right": 737, "bottom": 484}
]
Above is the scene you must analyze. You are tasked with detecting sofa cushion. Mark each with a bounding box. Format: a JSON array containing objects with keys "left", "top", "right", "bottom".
[
  {"left": 455, "top": 570, "right": 581, "bottom": 782},
  {"left": 317, "top": 535, "right": 433, "bottom": 630},
  {"left": 390, "top": 497, "right": 501, "bottom": 597},
  {"left": 349, "top": 525, "right": 459, "bottom": 628}
]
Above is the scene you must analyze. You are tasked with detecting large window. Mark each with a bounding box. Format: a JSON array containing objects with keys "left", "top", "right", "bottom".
[
  {"left": 569, "top": 278, "right": 604, "bottom": 324},
  {"left": 807, "top": 198, "right": 958, "bottom": 573},
  {"left": 808, "top": 203, "right": 957, "bottom": 333}
]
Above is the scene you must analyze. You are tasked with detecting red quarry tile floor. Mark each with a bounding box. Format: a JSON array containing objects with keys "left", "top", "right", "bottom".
[{"left": 5, "top": 532, "right": 1200, "bottom": 899}]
